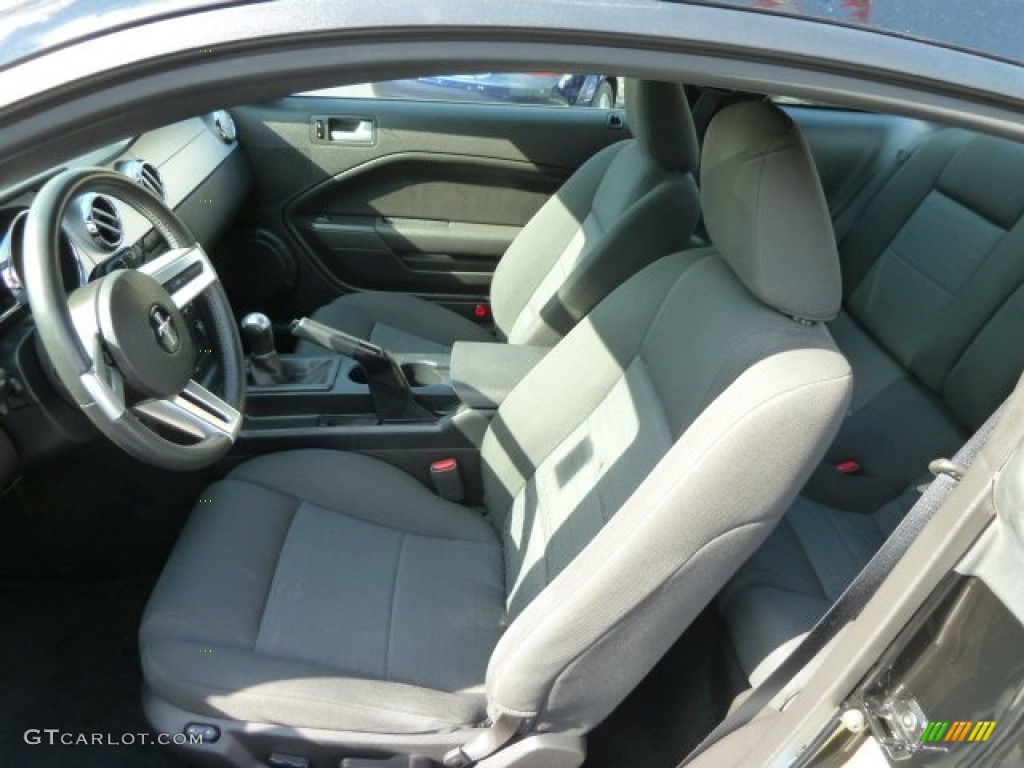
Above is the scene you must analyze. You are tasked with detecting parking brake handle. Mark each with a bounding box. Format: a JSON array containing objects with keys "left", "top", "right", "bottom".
[{"left": 289, "top": 318, "right": 434, "bottom": 423}]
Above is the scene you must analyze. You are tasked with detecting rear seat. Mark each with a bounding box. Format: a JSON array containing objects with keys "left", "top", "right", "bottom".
[{"left": 719, "top": 127, "right": 1024, "bottom": 686}]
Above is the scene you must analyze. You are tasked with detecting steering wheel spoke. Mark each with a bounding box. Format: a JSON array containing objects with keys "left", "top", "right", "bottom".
[
  {"left": 132, "top": 380, "right": 242, "bottom": 442},
  {"left": 94, "top": 337, "right": 126, "bottom": 404},
  {"left": 77, "top": 331, "right": 127, "bottom": 420},
  {"left": 139, "top": 244, "right": 218, "bottom": 309}
]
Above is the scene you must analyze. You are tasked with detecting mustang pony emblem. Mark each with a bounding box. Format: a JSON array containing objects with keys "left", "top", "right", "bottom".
[{"left": 149, "top": 305, "right": 180, "bottom": 354}]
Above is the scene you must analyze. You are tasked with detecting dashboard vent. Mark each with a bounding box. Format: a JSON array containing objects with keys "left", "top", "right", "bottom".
[
  {"left": 81, "top": 195, "right": 124, "bottom": 252},
  {"left": 137, "top": 162, "right": 165, "bottom": 200},
  {"left": 116, "top": 159, "right": 165, "bottom": 200}
]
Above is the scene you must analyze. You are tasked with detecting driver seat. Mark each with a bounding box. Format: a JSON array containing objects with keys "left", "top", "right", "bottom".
[{"left": 140, "top": 101, "right": 851, "bottom": 767}]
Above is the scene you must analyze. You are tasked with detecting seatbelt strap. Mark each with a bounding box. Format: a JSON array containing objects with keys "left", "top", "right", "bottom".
[
  {"left": 681, "top": 399, "right": 1007, "bottom": 766},
  {"left": 443, "top": 713, "right": 525, "bottom": 767}
]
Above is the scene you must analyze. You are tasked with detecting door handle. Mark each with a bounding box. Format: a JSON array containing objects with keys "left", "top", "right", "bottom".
[
  {"left": 311, "top": 115, "right": 377, "bottom": 145},
  {"left": 327, "top": 116, "right": 376, "bottom": 144}
]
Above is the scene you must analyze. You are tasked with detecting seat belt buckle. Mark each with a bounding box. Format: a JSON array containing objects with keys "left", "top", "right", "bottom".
[{"left": 430, "top": 458, "right": 465, "bottom": 502}]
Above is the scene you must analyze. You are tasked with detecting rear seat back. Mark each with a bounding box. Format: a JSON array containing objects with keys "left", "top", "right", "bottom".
[
  {"left": 808, "top": 130, "right": 1024, "bottom": 507},
  {"left": 843, "top": 130, "right": 1024, "bottom": 394},
  {"left": 944, "top": 282, "right": 1024, "bottom": 430},
  {"left": 719, "top": 125, "right": 1024, "bottom": 688}
]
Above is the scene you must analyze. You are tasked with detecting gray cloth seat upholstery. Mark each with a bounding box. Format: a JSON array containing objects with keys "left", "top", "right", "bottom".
[
  {"left": 141, "top": 451, "right": 504, "bottom": 733},
  {"left": 141, "top": 101, "right": 851, "bottom": 756},
  {"left": 720, "top": 127, "right": 1024, "bottom": 686},
  {"left": 719, "top": 486, "right": 919, "bottom": 686},
  {"left": 295, "top": 79, "right": 701, "bottom": 355}
]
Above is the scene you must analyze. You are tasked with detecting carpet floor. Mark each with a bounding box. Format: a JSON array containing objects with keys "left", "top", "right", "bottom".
[{"left": 0, "top": 577, "right": 188, "bottom": 768}]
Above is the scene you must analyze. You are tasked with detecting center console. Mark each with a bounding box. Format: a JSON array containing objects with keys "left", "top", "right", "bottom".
[
  {"left": 234, "top": 312, "right": 548, "bottom": 504},
  {"left": 244, "top": 351, "right": 459, "bottom": 428}
]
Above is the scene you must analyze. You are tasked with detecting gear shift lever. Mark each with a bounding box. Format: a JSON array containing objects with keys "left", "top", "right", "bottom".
[{"left": 241, "top": 312, "right": 287, "bottom": 385}]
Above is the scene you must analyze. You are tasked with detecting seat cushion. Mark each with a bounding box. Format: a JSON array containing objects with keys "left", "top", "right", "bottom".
[
  {"left": 802, "top": 312, "right": 965, "bottom": 511},
  {"left": 295, "top": 291, "right": 495, "bottom": 355},
  {"left": 140, "top": 450, "right": 506, "bottom": 733},
  {"left": 719, "top": 487, "right": 918, "bottom": 685}
]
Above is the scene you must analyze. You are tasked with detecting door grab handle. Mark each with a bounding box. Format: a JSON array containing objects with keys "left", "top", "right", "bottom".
[{"left": 329, "top": 118, "right": 375, "bottom": 143}]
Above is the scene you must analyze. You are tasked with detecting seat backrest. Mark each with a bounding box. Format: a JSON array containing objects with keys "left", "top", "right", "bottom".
[
  {"left": 943, "top": 281, "right": 1024, "bottom": 430},
  {"left": 841, "top": 129, "right": 1024, "bottom": 395},
  {"left": 479, "top": 101, "right": 852, "bottom": 732},
  {"left": 488, "top": 79, "right": 701, "bottom": 347}
]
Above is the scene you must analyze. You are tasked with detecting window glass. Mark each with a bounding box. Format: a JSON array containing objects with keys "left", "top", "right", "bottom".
[{"left": 302, "top": 73, "right": 624, "bottom": 109}]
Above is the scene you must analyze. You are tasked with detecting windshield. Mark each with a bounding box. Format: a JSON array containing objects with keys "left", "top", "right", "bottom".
[{"left": 700, "top": 0, "right": 1024, "bottom": 65}]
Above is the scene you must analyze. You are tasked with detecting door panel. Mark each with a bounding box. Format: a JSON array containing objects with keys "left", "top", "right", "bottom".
[
  {"left": 296, "top": 155, "right": 564, "bottom": 227},
  {"left": 296, "top": 211, "right": 519, "bottom": 292},
  {"left": 290, "top": 154, "right": 561, "bottom": 294},
  {"left": 231, "top": 95, "right": 628, "bottom": 313}
]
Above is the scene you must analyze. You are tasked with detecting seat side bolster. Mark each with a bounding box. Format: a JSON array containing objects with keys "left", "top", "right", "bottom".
[
  {"left": 485, "top": 347, "right": 852, "bottom": 729},
  {"left": 535, "top": 174, "right": 700, "bottom": 340}
]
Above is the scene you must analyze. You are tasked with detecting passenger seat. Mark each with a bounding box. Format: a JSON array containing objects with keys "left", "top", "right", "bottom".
[
  {"left": 719, "top": 128, "right": 1024, "bottom": 686},
  {"left": 296, "top": 79, "right": 701, "bottom": 355}
]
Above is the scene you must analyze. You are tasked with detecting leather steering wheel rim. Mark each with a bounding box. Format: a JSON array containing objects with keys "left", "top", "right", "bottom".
[{"left": 22, "top": 168, "right": 245, "bottom": 470}]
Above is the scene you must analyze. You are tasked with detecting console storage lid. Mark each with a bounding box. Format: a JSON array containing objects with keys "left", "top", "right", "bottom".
[{"left": 450, "top": 342, "right": 549, "bottom": 409}]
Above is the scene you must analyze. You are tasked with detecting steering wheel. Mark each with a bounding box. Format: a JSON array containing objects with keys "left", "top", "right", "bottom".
[{"left": 21, "top": 168, "right": 245, "bottom": 470}]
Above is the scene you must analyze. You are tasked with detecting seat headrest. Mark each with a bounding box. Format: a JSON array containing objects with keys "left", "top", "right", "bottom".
[
  {"left": 701, "top": 101, "right": 841, "bottom": 322},
  {"left": 626, "top": 79, "right": 699, "bottom": 172}
]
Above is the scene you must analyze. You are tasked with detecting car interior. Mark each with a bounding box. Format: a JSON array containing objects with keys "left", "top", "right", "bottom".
[{"left": 1, "top": 70, "right": 1023, "bottom": 768}]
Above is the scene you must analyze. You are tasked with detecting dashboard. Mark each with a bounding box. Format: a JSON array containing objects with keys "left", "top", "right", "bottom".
[
  {"left": 0, "top": 110, "right": 241, "bottom": 318},
  {"left": 0, "top": 109, "right": 252, "bottom": 469}
]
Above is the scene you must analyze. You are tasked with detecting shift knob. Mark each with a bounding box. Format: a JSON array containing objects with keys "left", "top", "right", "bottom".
[{"left": 241, "top": 312, "right": 276, "bottom": 357}]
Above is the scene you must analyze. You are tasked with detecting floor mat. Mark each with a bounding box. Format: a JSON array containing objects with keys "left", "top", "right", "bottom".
[
  {"left": 0, "top": 577, "right": 187, "bottom": 768},
  {"left": 584, "top": 610, "right": 730, "bottom": 768},
  {"left": 0, "top": 442, "right": 213, "bottom": 582},
  {"left": 0, "top": 443, "right": 225, "bottom": 767}
]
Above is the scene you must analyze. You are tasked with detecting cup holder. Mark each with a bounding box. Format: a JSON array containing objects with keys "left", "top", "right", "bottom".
[
  {"left": 348, "top": 365, "right": 367, "bottom": 384},
  {"left": 401, "top": 362, "right": 443, "bottom": 388}
]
